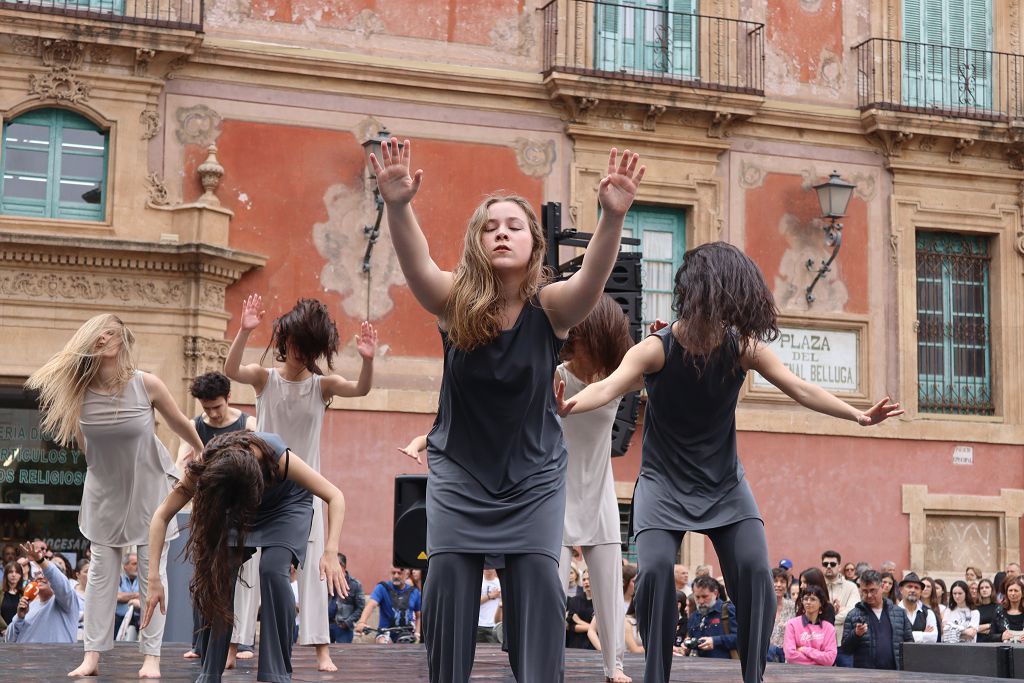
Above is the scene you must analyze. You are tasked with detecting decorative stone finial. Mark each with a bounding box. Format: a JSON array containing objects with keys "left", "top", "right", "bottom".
[{"left": 197, "top": 144, "right": 224, "bottom": 206}]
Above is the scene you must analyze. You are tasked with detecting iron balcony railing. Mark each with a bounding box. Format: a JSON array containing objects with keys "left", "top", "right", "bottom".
[
  {"left": 0, "top": 0, "right": 202, "bottom": 30},
  {"left": 855, "top": 37, "right": 1024, "bottom": 121},
  {"left": 541, "top": 0, "right": 764, "bottom": 95}
]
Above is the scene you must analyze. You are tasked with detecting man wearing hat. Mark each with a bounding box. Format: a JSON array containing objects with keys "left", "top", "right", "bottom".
[{"left": 897, "top": 573, "right": 937, "bottom": 643}]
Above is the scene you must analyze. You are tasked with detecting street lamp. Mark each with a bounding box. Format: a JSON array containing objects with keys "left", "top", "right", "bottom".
[
  {"left": 805, "top": 170, "right": 856, "bottom": 304},
  {"left": 360, "top": 127, "right": 398, "bottom": 275}
]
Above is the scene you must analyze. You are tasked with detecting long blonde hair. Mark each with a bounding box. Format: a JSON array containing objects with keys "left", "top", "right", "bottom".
[
  {"left": 26, "top": 314, "right": 136, "bottom": 446},
  {"left": 443, "top": 194, "right": 548, "bottom": 351}
]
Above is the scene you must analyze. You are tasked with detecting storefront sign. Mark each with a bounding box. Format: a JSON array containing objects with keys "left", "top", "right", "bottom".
[{"left": 752, "top": 326, "right": 859, "bottom": 393}]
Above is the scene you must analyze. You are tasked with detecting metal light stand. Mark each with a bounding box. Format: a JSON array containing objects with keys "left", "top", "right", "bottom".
[{"left": 805, "top": 217, "right": 843, "bottom": 304}]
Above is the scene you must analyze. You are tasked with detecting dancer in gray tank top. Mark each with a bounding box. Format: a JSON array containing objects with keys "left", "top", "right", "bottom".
[
  {"left": 557, "top": 242, "right": 904, "bottom": 683},
  {"left": 142, "top": 431, "right": 349, "bottom": 683},
  {"left": 370, "top": 138, "right": 645, "bottom": 682}
]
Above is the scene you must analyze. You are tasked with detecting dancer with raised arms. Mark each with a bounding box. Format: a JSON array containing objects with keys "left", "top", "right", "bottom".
[
  {"left": 370, "top": 137, "right": 645, "bottom": 682},
  {"left": 556, "top": 242, "right": 903, "bottom": 683}
]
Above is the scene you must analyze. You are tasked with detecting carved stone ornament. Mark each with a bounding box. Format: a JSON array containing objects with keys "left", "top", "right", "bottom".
[
  {"left": 175, "top": 104, "right": 222, "bottom": 146},
  {"left": 0, "top": 272, "right": 185, "bottom": 305},
  {"left": 871, "top": 130, "right": 913, "bottom": 160},
  {"left": 197, "top": 145, "right": 225, "bottom": 206},
  {"left": 146, "top": 173, "right": 170, "bottom": 207},
  {"left": 738, "top": 159, "right": 766, "bottom": 189},
  {"left": 135, "top": 48, "right": 156, "bottom": 77},
  {"left": 1016, "top": 230, "right": 1024, "bottom": 258},
  {"left": 89, "top": 44, "right": 112, "bottom": 64},
  {"left": 183, "top": 335, "right": 231, "bottom": 378},
  {"left": 140, "top": 109, "right": 161, "bottom": 140},
  {"left": 11, "top": 36, "right": 39, "bottom": 57},
  {"left": 164, "top": 55, "right": 189, "bottom": 80},
  {"left": 560, "top": 95, "right": 599, "bottom": 124},
  {"left": 513, "top": 138, "right": 556, "bottom": 178},
  {"left": 949, "top": 137, "right": 974, "bottom": 164},
  {"left": 708, "top": 111, "right": 743, "bottom": 139},
  {"left": 41, "top": 39, "right": 85, "bottom": 69},
  {"left": 889, "top": 233, "right": 899, "bottom": 265},
  {"left": 199, "top": 282, "right": 225, "bottom": 310},
  {"left": 643, "top": 104, "right": 667, "bottom": 132},
  {"left": 28, "top": 66, "right": 91, "bottom": 104}
]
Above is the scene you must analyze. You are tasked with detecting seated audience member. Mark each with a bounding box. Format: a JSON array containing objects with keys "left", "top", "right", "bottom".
[
  {"left": 880, "top": 572, "right": 898, "bottom": 604},
  {"left": 566, "top": 569, "right": 595, "bottom": 649},
  {"left": 477, "top": 567, "right": 501, "bottom": 644},
  {"left": 842, "top": 562, "right": 858, "bottom": 583},
  {"left": 896, "top": 573, "right": 937, "bottom": 643},
  {"left": 966, "top": 566, "right": 982, "bottom": 583},
  {"left": 566, "top": 563, "right": 580, "bottom": 599},
  {"left": 769, "top": 568, "right": 795, "bottom": 662},
  {"left": 682, "top": 575, "right": 736, "bottom": 659},
  {"left": 114, "top": 552, "right": 141, "bottom": 637},
  {"left": 623, "top": 563, "right": 637, "bottom": 617},
  {"left": 2, "top": 560, "right": 24, "bottom": 633},
  {"left": 798, "top": 568, "right": 836, "bottom": 624},
  {"left": 993, "top": 577, "right": 1024, "bottom": 643},
  {"left": 977, "top": 578, "right": 1000, "bottom": 642},
  {"left": 355, "top": 567, "right": 422, "bottom": 644},
  {"left": 673, "top": 564, "right": 690, "bottom": 598},
  {"left": 4, "top": 542, "right": 78, "bottom": 643},
  {"left": 942, "top": 580, "right": 979, "bottom": 643},
  {"left": 328, "top": 553, "right": 365, "bottom": 644},
  {"left": 783, "top": 584, "right": 837, "bottom": 666},
  {"left": 624, "top": 599, "right": 644, "bottom": 654},
  {"left": 840, "top": 570, "right": 913, "bottom": 670}
]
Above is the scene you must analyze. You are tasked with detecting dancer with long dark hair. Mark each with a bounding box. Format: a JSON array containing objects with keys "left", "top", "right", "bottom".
[
  {"left": 142, "top": 431, "right": 347, "bottom": 682},
  {"left": 557, "top": 242, "right": 903, "bottom": 683},
  {"left": 26, "top": 314, "right": 205, "bottom": 678},
  {"left": 225, "top": 296, "right": 377, "bottom": 672},
  {"left": 370, "top": 138, "right": 644, "bottom": 682},
  {"left": 556, "top": 294, "right": 634, "bottom": 683}
]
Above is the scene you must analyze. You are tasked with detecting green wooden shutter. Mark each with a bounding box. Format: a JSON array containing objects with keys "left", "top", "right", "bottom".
[
  {"left": 595, "top": 1, "right": 623, "bottom": 72},
  {"left": 902, "top": 0, "right": 924, "bottom": 106},
  {"left": 623, "top": 205, "right": 686, "bottom": 327},
  {"left": 966, "top": 0, "right": 992, "bottom": 108},
  {"left": 669, "top": 0, "right": 698, "bottom": 78}
]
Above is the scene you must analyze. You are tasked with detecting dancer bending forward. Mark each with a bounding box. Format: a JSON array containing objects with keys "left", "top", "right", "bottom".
[
  {"left": 557, "top": 242, "right": 902, "bottom": 683},
  {"left": 143, "top": 431, "right": 348, "bottom": 683}
]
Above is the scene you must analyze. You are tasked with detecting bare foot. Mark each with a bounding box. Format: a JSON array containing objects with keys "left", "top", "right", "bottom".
[
  {"left": 315, "top": 644, "right": 337, "bottom": 672},
  {"left": 226, "top": 643, "right": 237, "bottom": 670},
  {"left": 182, "top": 649, "right": 200, "bottom": 659},
  {"left": 236, "top": 649, "right": 255, "bottom": 660},
  {"left": 68, "top": 652, "right": 100, "bottom": 677},
  {"left": 138, "top": 655, "right": 161, "bottom": 679},
  {"left": 607, "top": 669, "right": 632, "bottom": 683}
]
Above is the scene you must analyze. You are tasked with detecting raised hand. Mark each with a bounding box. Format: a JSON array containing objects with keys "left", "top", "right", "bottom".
[
  {"left": 355, "top": 321, "right": 378, "bottom": 360},
  {"left": 18, "top": 541, "right": 42, "bottom": 564},
  {"left": 369, "top": 138, "right": 423, "bottom": 206},
  {"left": 240, "top": 293, "right": 265, "bottom": 331},
  {"left": 857, "top": 396, "right": 904, "bottom": 425},
  {"left": 554, "top": 380, "right": 577, "bottom": 418},
  {"left": 598, "top": 148, "right": 646, "bottom": 218}
]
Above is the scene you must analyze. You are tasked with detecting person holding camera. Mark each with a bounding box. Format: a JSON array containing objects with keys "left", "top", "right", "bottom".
[
  {"left": 840, "top": 570, "right": 913, "bottom": 670},
  {"left": 681, "top": 576, "right": 737, "bottom": 659}
]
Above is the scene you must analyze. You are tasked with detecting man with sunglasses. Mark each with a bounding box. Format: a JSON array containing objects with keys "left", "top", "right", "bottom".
[{"left": 822, "top": 550, "right": 859, "bottom": 666}]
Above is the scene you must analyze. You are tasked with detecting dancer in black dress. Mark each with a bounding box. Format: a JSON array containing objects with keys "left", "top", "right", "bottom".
[
  {"left": 370, "top": 138, "right": 645, "bottom": 682},
  {"left": 557, "top": 242, "right": 903, "bottom": 683}
]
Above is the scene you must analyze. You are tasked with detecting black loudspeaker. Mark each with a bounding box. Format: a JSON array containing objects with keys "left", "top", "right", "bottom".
[
  {"left": 604, "top": 252, "right": 642, "bottom": 292},
  {"left": 902, "top": 642, "right": 1014, "bottom": 678},
  {"left": 393, "top": 475, "right": 427, "bottom": 569},
  {"left": 610, "top": 418, "right": 637, "bottom": 457}
]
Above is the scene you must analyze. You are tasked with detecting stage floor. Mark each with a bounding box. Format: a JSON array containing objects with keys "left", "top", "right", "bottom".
[{"left": 5, "top": 642, "right": 1013, "bottom": 682}]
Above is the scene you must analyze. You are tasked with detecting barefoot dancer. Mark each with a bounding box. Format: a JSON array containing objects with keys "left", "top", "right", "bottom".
[
  {"left": 557, "top": 242, "right": 903, "bottom": 683},
  {"left": 26, "top": 314, "right": 204, "bottom": 679},
  {"left": 143, "top": 431, "right": 348, "bottom": 683},
  {"left": 225, "top": 297, "right": 377, "bottom": 672},
  {"left": 370, "top": 138, "right": 644, "bottom": 681}
]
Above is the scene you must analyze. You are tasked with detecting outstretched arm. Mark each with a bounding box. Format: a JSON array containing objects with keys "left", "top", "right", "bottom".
[
  {"left": 557, "top": 336, "right": 662, "bottom": 416},
  {"left": 540, "top": 149, "right": 646, "bottom": 336},
  {"left": 320, "top": 322, "right": 377, "bottom": 400},
  {"left": 744, "top": 343, "right": 904, "bottom": 425},
  {"left": 141, "top": 480, "right": 193, "bottom": 629},
  {"left": 370, "top": 138, "right": 453, "bottom": 315},
  {"left": 398, "top": 434, "right": 428, "bottom": 465},
  {"left": 224, "top": 293, "right": 271, "bottom": 394},
  {"left": 143, "top": 373, "right": 204, "bottom": 456}
]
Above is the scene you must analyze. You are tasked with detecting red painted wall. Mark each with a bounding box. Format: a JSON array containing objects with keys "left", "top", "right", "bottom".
[{"left": 767, "top": 0, "right": 844, "bottom": 84}]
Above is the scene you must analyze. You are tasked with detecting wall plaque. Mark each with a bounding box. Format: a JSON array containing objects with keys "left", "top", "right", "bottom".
[{"left": 752, "top": 325, "right": 859, "bottom": 393}]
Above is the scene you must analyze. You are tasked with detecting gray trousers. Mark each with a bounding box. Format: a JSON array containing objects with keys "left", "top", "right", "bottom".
[
  {"left": 84, "top": 541, "right": 168, "bottom": 655},
  {"left": 197, "top": 546, "right": 296, "bottom": 683},
  {"left": 635, "top": 520, "right": 774, "bottom": 683},
  {"left": 558, "top": 543, "right": 625, "bottom": 677},
  {"left": 424, "top": 552, "right": 566, "bottom": 683}
]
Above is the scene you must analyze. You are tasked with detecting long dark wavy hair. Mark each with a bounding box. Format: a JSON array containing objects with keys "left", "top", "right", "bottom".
[
  {"left": 560, "top": 294, "right": 634, "bottom": 380},
  {"left": 672, "top": 241, "right": 779, "bottom": 365},
  {"left": 184, "top": 431, "right": 280, "bottom": 631},
  {"left": 261, "top": 298, "right": 340, "bottom": 375}
]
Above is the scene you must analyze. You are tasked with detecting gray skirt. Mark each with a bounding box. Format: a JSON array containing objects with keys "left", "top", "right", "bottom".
[{"left": 632, "top": 471, "right": 762, "bottom": 536}]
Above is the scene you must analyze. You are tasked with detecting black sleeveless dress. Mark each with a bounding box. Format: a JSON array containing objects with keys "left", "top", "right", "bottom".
[
  {"left": 633, "top": 326, "right": 761, "bottom": 534},
  {"left": 425, "top": 298, "right": 567, "bottom": 560}
]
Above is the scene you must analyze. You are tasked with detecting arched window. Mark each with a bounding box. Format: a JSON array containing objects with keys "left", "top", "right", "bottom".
[{"left": 1, "top": 108, "right": 108, "bottom": 221}]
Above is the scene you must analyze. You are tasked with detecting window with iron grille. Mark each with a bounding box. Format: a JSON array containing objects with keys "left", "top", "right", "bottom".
[
  {"left": 915, "top": 231, "right": 993, "bottom": 415},
  {"left": 618, "top": 500, "right": 637, "bottom": 563}
]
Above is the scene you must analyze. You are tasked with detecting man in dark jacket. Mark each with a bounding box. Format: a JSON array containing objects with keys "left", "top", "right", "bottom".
[
  {"left": 328, "top": 553, "right": 365, "bottom": 643},
  {"left": 683, "top": 575, "right": 737, "bottom": 658},
  {"left": 841, "top": 570, "right": 914, "bottom": 669}
]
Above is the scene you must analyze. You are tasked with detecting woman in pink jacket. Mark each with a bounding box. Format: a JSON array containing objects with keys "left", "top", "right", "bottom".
[{"left": 783, "top": 584, "right": 837, "bottom": 666}]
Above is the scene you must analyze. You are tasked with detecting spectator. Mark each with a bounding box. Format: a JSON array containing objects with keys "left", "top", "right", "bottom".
[
  {"left": 977, "top": 578, "right": 999, "bottom": 642},
  {"left": 854, "top": 562, "right": 871, "bottom": 579},
  {"left": 327, "top": 553, "right": 365, "bottom": 644},
  {"left": 682, "top": 575, "right": 736, "bottom": 659},
  {"left": 778, "top": 559, "right": 793, "bottom": 575},
  {"left": 943, "top": 580, "right": 979, "bottom": 643},
  {"left": 74, "top": 559, "right": 89, "bottom": 640},
  {"left": 1, "top": 544, "right": 16, "bottom": 565},
  {"left": 478, "top": 568, "right": 501, "bottom": 644},
  {"left": 768, "top": 568, "right": 795, "bottom": 663},
  {"left": 840, "top": 570, "right": 913, "bottom": 670},
  {"left": 880, "top": 560, "right": 897, "bottom": 575},
  {"left": 566, "top": 569, "right": 595, "bottom": 649},
  {"left": 994, "top": 571, "right": 1008, "bottom": 602},
  {"left": 566, "top": 563, "right": 580, "bottom": 598},
  {"left": 5, "top": 542, "right": 78, "bottom": 643},
  {"left": 410, "top": 569, "right": 424, "bottom": 593},
  {"left": 821, "top": 549, "right": 859, "bottom": 660},
  {"left": 788, "top": 583, "right": 800, "bottom": 602},
  {"left": 880, "top": 572, "right": 898, "bottom": 603},
  {"left": 842, "top": 562, "right": 858, "bottom": 583},
  {"left": 624, "top": 599, "right": 644, "bottom": 654},
  {"left": 783, "top": 584, "right": 837, "bottom": 666},
  {"left": 1006, "top": 563, "right": 1021, "bottom": 587},
  {"left": 31, "top": 538, "right": 48, "bottom": 560},
  {"left": 969, "top": 581, "right": 979, "bottom": 604},
  {"left": 674, "top": 564, "right": 690, "bottom": 597},
  {"left": 933, "top": 579, "right": 949, "bottom": 618},
  {"left": 51, "top": 554, "right": 73, "bottom": 579},
  {"left": 896, "top": 573, "right": 936, "bottom": 643},
  {"left": 993, "top": 577, "right": 1024, "bottom": 642},
  {"left": 694, "top": 564, "right": 713, "bottom": 580},
  {"left": 966, "top": 566, "right": 982, "bottom": 583},
  {"left": 114, "top": 553, "right": 141, "bottom": 638},
  {"left": 355, "top": 567, "right": 422, "bottom": 644},
  {"left": 2, "top": 560, "right": 24, "bottom": 634},
  {"left": 798, "top": 568, "right": 835, "bottom": 624},
  {"left": 920, "top": 576, "right": 945, "bottom": 635},
  {"left": 623, "top": 563, "right": 638, "bottom": 616}
]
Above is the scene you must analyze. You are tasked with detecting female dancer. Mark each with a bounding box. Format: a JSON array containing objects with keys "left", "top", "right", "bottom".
[
  {"left": 370, "top": 138, "right": 644, "bottom": 682},
  {"left": 26, "top": 313, "right": 204, "bottom": 678},
  {"left": 556, "top": 294, "right": 633, "bottom": 682},
  {"left": 141, "top": 431, "right": 348, "bottom": 682},
  {"left": 225, "top": 297, "right": 376, "bottom": 672},
  {"left": 556, "top": 241, "right": 903, "bottom": 683}
]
